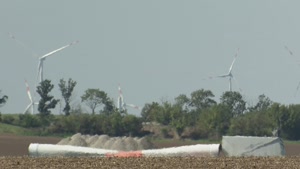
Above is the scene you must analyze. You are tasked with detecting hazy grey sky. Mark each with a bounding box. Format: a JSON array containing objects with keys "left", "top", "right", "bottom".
[{"left": 1, "top": 1, "right": 300, "bottom": 115}]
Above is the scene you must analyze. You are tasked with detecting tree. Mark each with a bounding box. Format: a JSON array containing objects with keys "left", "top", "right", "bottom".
[
  {"left": 220, "top": 91, "right": 246, "bottom": 117},
  {"left": 282, "top": 104, "right": 300, "bottom": 140},
  {"left": 248, "top": 94, "right": 273, "bottom": 112},
  {"left": 267, "top": 103, "right": 289, "bottom": 138},
  {"left": 190, "top": 89, "right": 216, "bottom": 110},
  {"left": 36, "top": 79, "right": 60, "bottom": 117},
  {"left": 101, "top": 97, "right": 115, "bottom": 115},
  {"left": 141, "top": 102, "right": 161, "bottom": 122},
  {"left": 0, "top": 91, "right": 8, "bottom": 107},
  {"left": 122, "top": 114, "right": 142, "bottom": 136},
  {"left": 174, "top": 94, "right": 190, "bottom": 111},
  {"left": 198, "top": 104, "right": 232, "bottom": 140},
  {"left": 170, "top": 104, "right": 186, "bottom": 139},
  {"left": 229, "top": 111, "right": 274, "bottom": 137},
  {"left": 81, "top": 89, "right": 109, "bottom": 114},
  {"left": 58, "top": 78, "right": 77, "bottom": 116}
]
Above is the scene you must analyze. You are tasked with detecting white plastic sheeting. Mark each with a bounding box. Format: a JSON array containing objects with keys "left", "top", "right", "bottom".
[
  {"left": 221, "top": 136, "right": 286, "bottom": 157},
  {"left": 28, "top": 143, "right": 221, "bottom": 157}
]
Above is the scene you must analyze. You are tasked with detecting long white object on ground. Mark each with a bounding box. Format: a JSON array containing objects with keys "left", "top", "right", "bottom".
[
  {"left": 28, "top": 143, "right": 118, "bottom": 157},
  {"left": 28, "top": 143, "right": 221, "bottom": 157},
  {"left": 141, "top": 144, "right": 220, "bottom": 157}
]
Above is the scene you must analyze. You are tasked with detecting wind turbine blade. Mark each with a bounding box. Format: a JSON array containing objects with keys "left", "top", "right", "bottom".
[
  {"left": 24, "top": 104, "right": 31, "bottom": 114},
  {"left": 228, "top": 48, "right": 239, "bottom": 73},
  {"left": 37, "top": 60, "right": 42, "bottom": 81},
  {"left": 40, "top": 40, "right": 79, "bottom": 60},
  {"left": 295, "top": 81, "right": 300, "bottom": 97},
  {"left": 285, "top": 45, "right": 294, "bottom": 56},
  {"left": 217, "top": 74, "right": 230, "bottom": 78},
  {"left": 202, "top": 75, "right": 215, "bottom": 80},
  {"left": 25, "top": 80, "right": 33, "bottom": 103},
  {"left": 8, "top": 32, "right": 39, "bottom": 57},
  {"left": 126, "top": 104, "right": 141, "bottom": 110},
  {"left": 202, "top": 74, "right": 228, "bottom": 80}
]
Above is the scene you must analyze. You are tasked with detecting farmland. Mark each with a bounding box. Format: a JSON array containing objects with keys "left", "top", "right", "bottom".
[{"left": 0, "top": 134, "right": 300, "bottom": 168}]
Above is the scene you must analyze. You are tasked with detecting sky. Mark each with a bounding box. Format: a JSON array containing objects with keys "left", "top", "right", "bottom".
[{"left": 1, "top": 0, "right": 300, "bottom": 116}]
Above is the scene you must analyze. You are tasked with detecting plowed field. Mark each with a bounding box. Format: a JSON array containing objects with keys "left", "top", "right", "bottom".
[{"left": 0, "top": 134, "right": 299, "bottom": 169}]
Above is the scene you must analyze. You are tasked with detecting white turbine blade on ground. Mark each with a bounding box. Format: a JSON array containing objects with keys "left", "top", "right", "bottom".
[
  {"left": 228, "top": 48, "right": 239, "bottom": 74},
  {"left": 8, "top": 32, "right": 39, "bottom": 57},
  {"left": 40, "top": 40, "right": 79, "bottom": 60}
]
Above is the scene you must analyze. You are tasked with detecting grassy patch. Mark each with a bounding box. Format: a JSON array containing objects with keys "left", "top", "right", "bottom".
[
  {"left": 283, "top": 140, "right": 300, "bottom": 145},
  {"left": 0, "top": 123, "right": 37, "bottom": 136}
]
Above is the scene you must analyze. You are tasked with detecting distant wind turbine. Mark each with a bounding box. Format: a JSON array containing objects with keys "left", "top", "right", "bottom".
[
  {"left": 117, "top": 84, "right": 141, "bottom": 111},
  {"left": 204, "top": 48, "right": 242, "bottom": 92},
  {"left": 24, "top": 80, "right": 39, "bottom": 114},
  {"left": 37, "top": 40, "right": 79, "bottom": 83},
  {"left": 284, "top": 45, "right": 300, "bottom": 96},
  {"left": 8, "top": 32, "right": 79, "bottom": 83}
]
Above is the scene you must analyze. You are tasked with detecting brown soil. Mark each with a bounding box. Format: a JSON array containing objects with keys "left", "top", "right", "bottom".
[
  {"left": 0, "top": 134, "right": 61, "bottom": 156},
  {"left": 0, "top": 134, "right": 300, "bottom": 168},
  {"left": 1, "top": 156, "right": 300, "bottom": 169}
]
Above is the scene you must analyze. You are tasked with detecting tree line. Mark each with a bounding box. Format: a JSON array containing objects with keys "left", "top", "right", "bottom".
[{"left": 1, "top": 79, "right": 300, "bottom": 140}]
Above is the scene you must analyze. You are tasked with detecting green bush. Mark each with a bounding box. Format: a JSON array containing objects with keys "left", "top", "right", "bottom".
[
  {"left": 2, "top": 115, "right": 15, "bottom": 125},
  {"left": 18, "top": 114, "right": 42, "bottom": 128}
]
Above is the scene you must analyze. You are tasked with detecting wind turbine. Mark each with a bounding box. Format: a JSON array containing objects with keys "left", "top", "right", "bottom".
[
  {"left": 284, "top": 45, "right": 300, "bottom": 96},
  {"left": 204, "top": 48, "right": 241, "bottom": 92},
  {"left": 8, "top": 33, "right": 79, "bottom": 83},
  {"left": 24, "top": 80, "right": 39, "bottom": 114},
  {"left": 37, "top": 40, "right": 79, "bottom": 83},
  {"left": 117, "top": 84, "right": 141, "bottom": 111}
]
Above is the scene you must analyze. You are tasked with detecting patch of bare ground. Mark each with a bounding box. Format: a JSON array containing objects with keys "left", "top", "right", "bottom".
[
  {"left": 0, "top": 134, "right": 61, "bottom": 156},
  {"left": 1, "top": 134, "right": 300, "bottom": 168},
  {"left": 1, "top": 156, "right": 300, "bottom": 169}
]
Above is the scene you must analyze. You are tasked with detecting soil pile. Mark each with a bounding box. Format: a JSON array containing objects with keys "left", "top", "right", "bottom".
[{"left": 57, "top": 133, "right": 153, "bottom": 151}]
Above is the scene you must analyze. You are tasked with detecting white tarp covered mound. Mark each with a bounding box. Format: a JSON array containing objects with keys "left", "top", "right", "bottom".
[{"left": 222, "top": 136, "right": 286, "bottom": 157}]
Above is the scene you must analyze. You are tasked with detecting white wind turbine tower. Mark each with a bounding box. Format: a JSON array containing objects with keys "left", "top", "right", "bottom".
[
  {"left": 117, "top": 84, "right": 141, "bottom": 111},
  {"left": 24, "top": 80, "right": 39, "bottom": 114},
  {"left": 205, "top": 48, "right": 241, "bottom": 92}
]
